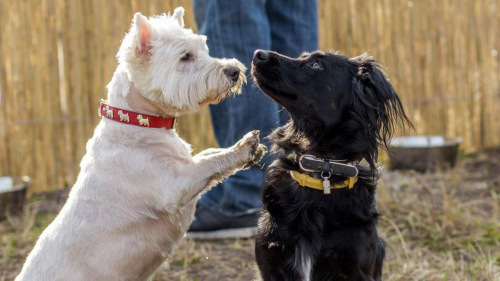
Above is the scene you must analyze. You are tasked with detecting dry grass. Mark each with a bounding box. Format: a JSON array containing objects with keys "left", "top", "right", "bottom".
[
  {"left": 1, "top": 150, "right": 500, "bottom": 281},
  {"left": 378, "top": 154, "right": 500, "bottom": 280}
]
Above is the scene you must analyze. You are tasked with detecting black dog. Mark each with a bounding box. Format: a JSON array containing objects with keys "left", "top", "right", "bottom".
[{"left": 251, "top": 50, "right": 411, "bottom": 281}]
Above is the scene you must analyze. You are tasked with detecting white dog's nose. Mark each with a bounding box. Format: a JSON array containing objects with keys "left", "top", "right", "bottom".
[{"left": 225, "top": 66, "right": 240, "bottom": 83}]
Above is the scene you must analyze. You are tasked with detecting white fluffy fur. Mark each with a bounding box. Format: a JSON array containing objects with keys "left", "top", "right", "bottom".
[
  {"left": 120, "top": 10, "right": 246, "bottom": 114},
  {"left": 16, "top": 8, "right": 263, "bottom": 281}
]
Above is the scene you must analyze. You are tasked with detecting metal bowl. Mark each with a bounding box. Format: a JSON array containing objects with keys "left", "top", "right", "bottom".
[
  {"left": 389, "top": 136, "right": 463, "bottom": 172},
  {"left": 0, "top": 177, "right": 29, "bottom": 220}
]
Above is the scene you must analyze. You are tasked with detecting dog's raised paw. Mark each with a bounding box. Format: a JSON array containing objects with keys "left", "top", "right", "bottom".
[
  {"left": 243, "top": 143, "right": 267, "bottom": 169},
  {"left": 235, "top": 130, "right": 260, "bottom": 149},
  {"left": 233, "top": 130, "right": 266, "bottom": 168}
]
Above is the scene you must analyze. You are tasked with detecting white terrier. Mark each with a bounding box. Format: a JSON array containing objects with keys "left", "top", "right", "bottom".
[
  {"left": 16, "top": 7, "right": 265, "bottom": 281},
  {"left": 118, "top": 110, "right": 130, "bottom": 122}
]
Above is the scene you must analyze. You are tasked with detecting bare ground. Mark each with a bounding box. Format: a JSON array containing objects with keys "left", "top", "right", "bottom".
[{"left": 1, "top": 149, "right": 500, "bottom": 281}]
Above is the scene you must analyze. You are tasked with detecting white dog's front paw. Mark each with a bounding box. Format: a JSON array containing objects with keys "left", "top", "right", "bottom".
[{"left": 233, "top": 130, "right": 267, "bottom": 169}]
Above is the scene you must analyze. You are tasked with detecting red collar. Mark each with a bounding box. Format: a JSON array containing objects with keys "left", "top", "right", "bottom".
[{"left": 98, "top": 100, "right": 177, "bottom": 129}]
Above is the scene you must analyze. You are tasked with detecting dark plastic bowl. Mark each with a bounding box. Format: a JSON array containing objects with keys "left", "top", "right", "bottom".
[
  {"left": 389, "top": 136, "right": 462, "bottom": 172},
  {"left": 0, "top": 177, "right": 29, "bottom": 220}
]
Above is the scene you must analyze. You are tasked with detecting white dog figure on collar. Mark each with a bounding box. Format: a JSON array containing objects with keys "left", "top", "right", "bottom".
[
  {"left": 16, "top": 7, "right": 265, "bottom": 281},
  {"left": 118, "top": 110, "right": 130, "bottom": 122}
]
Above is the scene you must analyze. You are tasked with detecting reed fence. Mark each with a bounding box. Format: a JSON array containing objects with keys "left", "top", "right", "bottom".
[{"left": 0, "top": 0, "right": 499, "bottom": 193}]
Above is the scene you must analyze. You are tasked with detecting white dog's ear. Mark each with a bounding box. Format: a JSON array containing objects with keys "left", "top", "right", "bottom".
[
  {"left": 133, "top": 12, "right": 153, "bottom": 56},
  {"left": 173, "top": 7, "right": 185, "bottom": 27}
]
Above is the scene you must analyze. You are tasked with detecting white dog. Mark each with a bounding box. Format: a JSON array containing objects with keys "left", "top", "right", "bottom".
[
  {"left": 137, "top": 114, "right": 149, "bottom": 126},
  {"left": 16, "top": 7, "right": 265, "bottom": 281},
  {"left": 105, "top": 105, "right": 113, "bottom": 118},
  {"left": 118, "top": 110, "right": 130, "bottom": 122}
]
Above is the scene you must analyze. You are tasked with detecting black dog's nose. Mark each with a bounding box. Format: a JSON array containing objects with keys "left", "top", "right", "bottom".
[
  {"left": 254, "top": 49, "right": 269, "bottom": 62},
  {"left": 225, "top": 66, "right": 240, "bottom": 82}
]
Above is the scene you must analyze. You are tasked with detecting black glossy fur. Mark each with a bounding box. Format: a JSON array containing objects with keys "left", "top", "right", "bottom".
[{"left": 251, "top": 50, "right": 411, "bottom": 281}]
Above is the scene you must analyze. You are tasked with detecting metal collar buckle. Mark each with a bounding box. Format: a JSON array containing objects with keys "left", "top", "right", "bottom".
[{"left": 98, "top": 99, "right": 106, "bottom": 117}]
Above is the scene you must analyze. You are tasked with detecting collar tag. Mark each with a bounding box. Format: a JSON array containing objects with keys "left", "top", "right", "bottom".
[
  {"left": 322, "top": 178, "right": 331, "bottom": 194},
  {"left": 321, "top": 171, "right": 331, "bottom": 194}
]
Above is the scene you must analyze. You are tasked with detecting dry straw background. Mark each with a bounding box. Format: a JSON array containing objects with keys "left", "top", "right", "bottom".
[{"left": 0, "top": 0, "right": 499, "bottom": 193}]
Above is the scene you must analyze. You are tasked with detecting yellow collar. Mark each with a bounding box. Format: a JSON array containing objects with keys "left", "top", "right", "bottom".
[{"left": 290, "top": 170, "right": 358, "bottom": 193}]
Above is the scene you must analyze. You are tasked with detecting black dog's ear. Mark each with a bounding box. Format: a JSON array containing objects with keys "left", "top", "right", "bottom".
[{"left": 349, "top": 53, "right": 412, "bottom": 167}]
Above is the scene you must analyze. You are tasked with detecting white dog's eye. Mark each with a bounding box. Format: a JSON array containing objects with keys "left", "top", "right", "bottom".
[
  {"left": 311, "top": 61, "right": 321, "bottom": 69},
  {"left": 181, "top": 53, "right": 190, "bottom": 61}
]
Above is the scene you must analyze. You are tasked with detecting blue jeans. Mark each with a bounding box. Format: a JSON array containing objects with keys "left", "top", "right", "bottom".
[{"left": 193, "top": 0, "right": 318, "bottom": 216}]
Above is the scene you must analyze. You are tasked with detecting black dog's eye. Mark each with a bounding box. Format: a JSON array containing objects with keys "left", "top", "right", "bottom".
[
  {"left": 311, "top": 60, "right": 321, "bottom": 69},
  {"left": 181, "top": 53, "right": 190, "bottom": 61}
]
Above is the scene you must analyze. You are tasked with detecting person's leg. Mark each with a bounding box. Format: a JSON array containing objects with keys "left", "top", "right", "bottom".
[
  {"left": 192, "top": 0, "right": 278, "bottom": 219},
  {"left": 266, "top": 0, "right": 319, "bottom": 124},
  {"left": 266, "top": 0, "right": 318, "bottom": 57}
]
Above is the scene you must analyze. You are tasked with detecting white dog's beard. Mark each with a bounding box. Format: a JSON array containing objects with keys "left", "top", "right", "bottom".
[
  {"left": 210, "top": 72, "right": 247, "bottom": 104},
  {"left": 194, "top": 65, "right": 247, "bottom": 106},
  {"left": 208, "top": 74, "right": 247, "bottom": 106}
]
